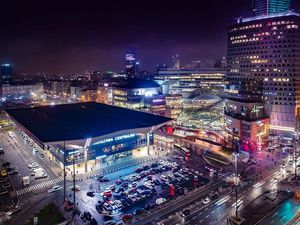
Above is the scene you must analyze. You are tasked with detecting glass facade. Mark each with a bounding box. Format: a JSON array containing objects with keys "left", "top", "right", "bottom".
[
  {"left": 51, "top": 133, "right": 153, "bottom": 166},
  {"left": 254, "top": 0, "right": 292, "bottom": 16},
  {"left": 226, "top": 14, "right": 300, "bottom": 132}
]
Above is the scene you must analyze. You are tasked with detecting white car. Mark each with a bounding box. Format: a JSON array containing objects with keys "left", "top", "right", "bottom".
[
  {"left": 70, "top": 185, "right": 81, "bottom": 191},
  {"left": 28, "top": 163, "right": 39, "bottom": 169},
  {"left": 47, "top": 185, "right": 62, "bottom": 193},
  {"left": 156, "top": 197, "right": 166, "bottom": 205},
  {"left": 202, "top": 197, "right": 211, "bottom": 204}
]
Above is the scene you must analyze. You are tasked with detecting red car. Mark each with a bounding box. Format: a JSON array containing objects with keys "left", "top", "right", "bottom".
[
  {"left": 122, "top": 214, "right": 133, "bottom": 222},
  {"left": 115, "top": 180, "right": 122, "bottom": 185},
  {"left": 101, "top": 190, "right": 112, "bottom": 198},
  {"left": 64, "top": 201, "right": 74, "bottom": 211}
]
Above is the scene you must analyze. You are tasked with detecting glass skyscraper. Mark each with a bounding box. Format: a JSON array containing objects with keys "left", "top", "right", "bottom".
[
  {"left": 225, "top": 8, "right": 300, "bottom": 148},
  {"left": 253, "top": 0, "right": 292, "bottom": 16}
]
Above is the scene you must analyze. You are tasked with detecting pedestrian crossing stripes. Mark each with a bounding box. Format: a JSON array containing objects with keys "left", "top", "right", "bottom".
[{"left": 16, "top": 177, "right": 63, "bottom": 196}]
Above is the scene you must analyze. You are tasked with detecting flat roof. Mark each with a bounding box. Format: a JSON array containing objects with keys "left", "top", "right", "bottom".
[{"left": 6, "top": 102, "right": 171, "bottom": 142}]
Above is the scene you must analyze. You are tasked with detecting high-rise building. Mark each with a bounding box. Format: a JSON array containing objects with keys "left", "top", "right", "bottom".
[
  {"left": 172, "top": 54, "right": 180, "bottom": 69},
  {"left": 225, "top": 9, "right": 300, "bottom": 148},
  {"left": 125, "top": 48, "right": 139, "bottom": 78},
  {"left": 253, "top": 0, "right": 292, "bottom": 16},
  {"left": 1, "top": 64, "right": 12, "bottom": 82}
]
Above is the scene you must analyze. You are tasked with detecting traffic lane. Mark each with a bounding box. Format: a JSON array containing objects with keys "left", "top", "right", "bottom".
[
  {"left": 162, "top": 161, "right": 286, "bottom": 225},
  {"left": 0, "top": 133, "right": 33, "bottom": 188},
  {"left": 182, "top": 154, "right": 289, "bottom": 225},
  {"left": 257, "top": 199, "right": 300, "bottom": 225},
  {"left": 184, "top": 168, "right": 284, "bottom": 225},
  {"left": 12, "top": 131, "right": 60, "bottom": 180},
  {"left": 5, "top": 134, "right": 55, "bottom": 188},
  {"left": 133, "top": 181, "right": 224, "bottom": 225}
]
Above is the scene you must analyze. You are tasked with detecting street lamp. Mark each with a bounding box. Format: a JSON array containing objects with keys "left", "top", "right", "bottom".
[{"left": 293, "top": 133, "right": 299, "bottom": 180}]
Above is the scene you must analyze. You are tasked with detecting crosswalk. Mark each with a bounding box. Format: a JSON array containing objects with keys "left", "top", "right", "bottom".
[{"left": 16, "top": 177, "right": 63, "bottom": 196}]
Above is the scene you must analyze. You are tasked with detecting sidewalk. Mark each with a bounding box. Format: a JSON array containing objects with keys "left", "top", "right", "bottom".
[{"left": 66, "top": 154, "right": 162, "bottom": 181}]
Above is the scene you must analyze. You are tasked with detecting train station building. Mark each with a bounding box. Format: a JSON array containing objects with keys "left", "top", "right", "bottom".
[{"left": 5, "top": 102, "right": 171, "bottom": 173}]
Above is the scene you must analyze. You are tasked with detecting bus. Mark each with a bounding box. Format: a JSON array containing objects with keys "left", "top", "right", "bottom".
[
  {"left": 173, "top": 143, "right": 191, "bottom": 157},
  {"left": 180, "top": 147, "right": 191, "bottom": 157},
  {"left": 174, "top": 143, "right": 181, "bottom": 150}
]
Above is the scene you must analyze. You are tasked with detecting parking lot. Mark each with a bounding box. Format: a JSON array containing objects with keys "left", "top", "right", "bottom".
[{"left": 74, "top": 158, "right": 210, "bottom": 224}]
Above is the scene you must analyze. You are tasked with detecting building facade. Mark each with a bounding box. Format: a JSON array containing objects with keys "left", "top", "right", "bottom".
[
  {"left": 2, "top": 83, "right": 44, "bottom": 100},
  {"left": 225, "top": 11, "right": 300, "bottom": 146},
  {"left": 155, "top": 68, "right": 225, "bottom": 95},
  {"left": 253, "top": 0, "right": 292, "bottom": 16},
  {"left": 112, "top": 80, "right": 162, "bottom": 109},
  {"left": 125, "top": 49, "right": 140, "bottom": 78},
  {"left": 1, "top": 64, "right": 12, "bottom": 82}
]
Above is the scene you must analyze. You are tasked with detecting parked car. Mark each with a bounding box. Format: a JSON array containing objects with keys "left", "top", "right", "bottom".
[
  {"left": 156, "top": 197, "right": 166, "bottom": 205},
  {"left": 2, "top": 162, "right": 10, "bottom": 167},
  {"left": 134, "top": 208, "right": 144, "bottom": 215},
  {"left": 122, "top": 214, "right": 133, "bottom": 222},
  {"left": 98, "top": 177, "right": 110, "bottom": 182},
  {"left": 104, "top": 220, "right": 116, "bottom": 225},
  {"left": 87, "top": 191, "right": 95, "bottom": 197}
]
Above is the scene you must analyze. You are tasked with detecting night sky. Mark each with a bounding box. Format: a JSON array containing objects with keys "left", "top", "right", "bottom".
[{"left": 0, "top": 0, "right": 298, "bottom": 74}]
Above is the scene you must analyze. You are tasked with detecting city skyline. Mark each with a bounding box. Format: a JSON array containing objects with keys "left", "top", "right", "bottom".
[
  {"left": 0, "top": 0, "right": 300, "bottom": 224},
  {"left": 0, "top": 0, "right": 261, "bottom": 74}
]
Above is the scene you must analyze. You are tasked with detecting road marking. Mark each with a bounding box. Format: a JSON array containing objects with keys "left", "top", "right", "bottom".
[{"left": 16, "top": 177, "right": 63, "bottom": 196}]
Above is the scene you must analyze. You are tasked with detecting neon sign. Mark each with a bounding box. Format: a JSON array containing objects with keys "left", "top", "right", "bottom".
[{"left": 93, "top": 134, "right": 136, "bottom": 145}]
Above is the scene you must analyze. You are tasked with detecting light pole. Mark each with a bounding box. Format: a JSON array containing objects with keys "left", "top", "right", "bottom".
[
  {"left": 234, "top": 148, "right": 239, "bottom": 220},
  {"left": 294, "top": 133, "right": 299, "bottom": 180},
  {"left": 63, "top": 141, "right": 66, "bottom": 203},
  {"left": 72, "top": 150, "right": 76, "bottom": 219}
]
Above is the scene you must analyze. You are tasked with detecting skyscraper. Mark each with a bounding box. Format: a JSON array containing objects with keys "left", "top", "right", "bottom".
[
  {"left": 171, "top": 54, "right": 180, "bottom": 69},
  {"left": 125, "top": 48, "right": 140, "bottom": 78},
  {"left": 1, "top": 64, "right": 12, "bottom": 82},
  {"left": 253, "top": 0, "right": 292, "bottom": 16},
  {"left": 225, "top": 8, "right": 300, "bottom": 149}
]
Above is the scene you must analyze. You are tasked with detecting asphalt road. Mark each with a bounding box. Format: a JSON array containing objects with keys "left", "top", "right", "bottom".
[
  {"left": 160, "top": 160, "right": 291, "bottom": 225},
  {"left": 258, "top": 199, "right": 300, "bottom": 225}
]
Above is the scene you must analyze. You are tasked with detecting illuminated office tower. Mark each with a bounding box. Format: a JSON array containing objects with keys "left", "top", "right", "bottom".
[
  {"left": 1, "top": 64, "right": 12, "bottom": 82},
  {"left": 253, "top": 0, "right": 292, "bottom": 16},
  {"left": 125, "top": 48, "right": 140, "bottom": 78},
  {"left": 225, "top": 10, "right": 300, "bottom": 148}
]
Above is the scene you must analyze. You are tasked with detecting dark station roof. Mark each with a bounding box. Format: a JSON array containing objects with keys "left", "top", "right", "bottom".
[{"left": 6, "top": 102, "right": 171, "bottom": 142}]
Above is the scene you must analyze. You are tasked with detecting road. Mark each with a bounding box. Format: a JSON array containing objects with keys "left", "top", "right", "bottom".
[
  {"left": 159, "top": 161, "right": 291, "bottom": 225},
  {"left": 257, "top": 199, "right": 300, "bottom": 225}
]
